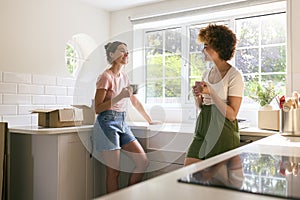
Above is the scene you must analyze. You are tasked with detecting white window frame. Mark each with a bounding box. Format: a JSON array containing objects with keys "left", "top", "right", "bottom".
[{"left": 132, "top": 1, "right": 287, "bottom": 124}]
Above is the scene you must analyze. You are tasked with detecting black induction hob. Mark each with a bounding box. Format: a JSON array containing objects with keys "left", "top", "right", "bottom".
[{"left": 178, "top": 152, "right": 300, "bottom": 199}]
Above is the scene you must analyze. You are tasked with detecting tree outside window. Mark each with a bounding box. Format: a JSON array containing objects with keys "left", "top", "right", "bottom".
[{"left": 144, "top": 11, "right": 286, "bottom": 105}]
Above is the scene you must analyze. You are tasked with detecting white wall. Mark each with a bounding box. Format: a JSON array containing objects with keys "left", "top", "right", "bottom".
[
  {"left": 287, "top": 0, "right": 300, "bottom": 94},
  {"left": 0, "top": 0, "right": 109, "bottom": 126},
  {"left": 0, "top": 0, "right": 110, "bottom": 76}
]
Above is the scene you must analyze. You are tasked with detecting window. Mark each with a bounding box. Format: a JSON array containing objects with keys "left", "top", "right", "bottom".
[
  {"left": 235, "top": 12, "right": 286, "bottom": 103},
  {"left": 65, "top": 33, "right": 97, "bottom": 77},
  {"left": 65, "top": 43, "right": 80, "bottom": 75},
  {"left": 143, "top": 3, "right": 286, "bottom": 107},
  {"left": 145, "top": 28, "right": 182, "bottom": 104}
]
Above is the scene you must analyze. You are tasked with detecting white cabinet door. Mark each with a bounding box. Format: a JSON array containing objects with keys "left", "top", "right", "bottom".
[{"left": 58, "top": 134, "right": 87, "bottom": 200}]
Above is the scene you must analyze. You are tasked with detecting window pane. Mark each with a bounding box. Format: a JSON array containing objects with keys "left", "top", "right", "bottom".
[
  {"left": 261, "top": 13, "right": 286, "bottom": 45},
  {"left": 165, "top": 79, "right": 181, "bottom": 98},
  {"left": 236, "top": 18, "right": 259, "bottom": 47},
  {"left": 147, "top": 80, "right": 163, "bottom": 98},
  {"left": 261, "top": 46, "right": 286, "bottom": 72},
  {"left": 146, "top": 31, "right": 163, "bottom": 56},
  {"left": 165, "top": 55, "right": 182, "bottom": 77},
  {"left": 146, "top": 56, "right": 163, "bottom": 79},
  {"left": 189, "top": 53, "right": 205, "bottom": 77},
  {"left": 65, "top": 44, "right": 79, "bottom": 74},
  {"left": 165, "top": 28, "right": 182, "bottom": 54},
  {"left": 235, "top": 48, "right": 259, "bottom": 73},
  {"left": 189, "top": 28, "right": 202, "bottom": 52},
  {"left": 262, "top": 74, "right": 286, "bottom": 95},
  {"left": 243, "top": 75, "right": 259, "bottom": 97}
]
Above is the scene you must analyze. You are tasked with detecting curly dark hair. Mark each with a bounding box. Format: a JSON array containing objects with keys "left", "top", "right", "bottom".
[
  {"left": 104, "top": 41, "right": 127, "bottom": 64},
  {"left": 198, "top": 24, "right": 237, "bottom": 61}
]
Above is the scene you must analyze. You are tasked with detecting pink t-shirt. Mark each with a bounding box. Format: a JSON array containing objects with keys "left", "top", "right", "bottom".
[{"left": 96, "top": 69, "right": 130, "bottom": 112}]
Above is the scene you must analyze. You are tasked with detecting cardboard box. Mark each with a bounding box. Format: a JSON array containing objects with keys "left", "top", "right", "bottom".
[
  {"left": 258, "top": 109, "right": 280, "bottom": 131},
  {"left": 32, "top": 108, "right": 83, "bottom": 128},
  {"left": 72, "top": 105, "right": 96, "bottom": 125}
]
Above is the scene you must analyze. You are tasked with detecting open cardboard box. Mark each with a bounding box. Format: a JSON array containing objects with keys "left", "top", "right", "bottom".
[
  {"left": 32, "top": 108, "right": 84, "bottom": 128},
  {"left": 72, "top": 105, "right": 96, "bottom": 125}
]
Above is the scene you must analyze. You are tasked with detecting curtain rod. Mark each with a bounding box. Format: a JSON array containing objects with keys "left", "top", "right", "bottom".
[{"left": 129, "top": 0, "right": 284, "bottom": 24}]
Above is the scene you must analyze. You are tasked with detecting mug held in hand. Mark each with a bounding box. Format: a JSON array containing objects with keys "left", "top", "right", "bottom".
[{"left": 130, "top": 84, "right": 139, "bottom": 94}]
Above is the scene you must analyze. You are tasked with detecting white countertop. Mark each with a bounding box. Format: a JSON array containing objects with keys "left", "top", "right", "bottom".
[
  {"left": 8, "top": 125, "right": 93, "bottom": 134},
  {"left": 8, "top": 122, "right": 277, "bottom": 137},
  {"left": 127, "top": 121, "right": 277, "bottom": 136},
  {"left": 94, "top": 134, "right": 300, "bottom": 200}
]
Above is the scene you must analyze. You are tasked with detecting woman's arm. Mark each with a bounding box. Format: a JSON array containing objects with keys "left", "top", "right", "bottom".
[
  {"left": 94, "top": 87, "right": 131, "bottom": 114},
  {"left": 197, "top": 82, "right": 242, "bottom": 121},
  {"left": 211, "top": 90, "right": 242, "bottom": 121},
  {"left": 130, "top": 95, "right": 157, "bottom": 124}
]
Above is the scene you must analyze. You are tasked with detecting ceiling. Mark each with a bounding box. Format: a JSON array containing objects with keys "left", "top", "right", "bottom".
[{"left": 81, "top": 0, "right": 168, "bottom": 11}]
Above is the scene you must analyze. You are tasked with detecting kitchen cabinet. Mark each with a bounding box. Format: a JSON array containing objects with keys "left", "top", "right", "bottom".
[
  {"left": 131, "top": 126, "right": 276, "bottom": 180},
  {"left": 93, "top": 134, "right": 299, "bottom": 200},
  {"left": 144, "top": 130, "right": 193, "bottom": 179},
  {"left": 9, "top": 126, "right": 99, "bottom": 200}
]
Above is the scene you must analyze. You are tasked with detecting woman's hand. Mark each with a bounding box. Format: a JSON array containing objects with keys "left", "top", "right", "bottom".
[
  {"left": 193, "top": 81, "right": 210, "bottom": 96},
  {"left": 118, "top": 86, "right": 132, "bottom": 99},
  {"left": 149, "top": 120, "right": 162, "bottom": 125}
]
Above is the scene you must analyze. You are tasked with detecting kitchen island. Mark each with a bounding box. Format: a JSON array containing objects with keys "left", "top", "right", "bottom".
[{"left": 94, "top": 133, "right": 300, "bottom": 200}]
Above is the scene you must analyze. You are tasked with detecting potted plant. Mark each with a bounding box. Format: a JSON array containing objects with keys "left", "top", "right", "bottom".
[{"left": 249, "top": 81, "right": 277, "bottom": 110}]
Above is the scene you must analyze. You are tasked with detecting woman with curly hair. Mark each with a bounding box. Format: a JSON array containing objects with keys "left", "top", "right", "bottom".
[{"left": 184, "top": 24, "right": 244, "bottom": 165}]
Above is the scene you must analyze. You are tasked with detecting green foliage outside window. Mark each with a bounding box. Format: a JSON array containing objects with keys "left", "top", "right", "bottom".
[
  {"left": 144, "top": 12, "right": 286, "bottom": 104},
  {"left": 65, "top": 44, "right": 78, "bottom": 74}
]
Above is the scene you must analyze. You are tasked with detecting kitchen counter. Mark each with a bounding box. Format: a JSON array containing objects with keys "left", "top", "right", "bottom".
[
  {"left": 8, "top": 125, "right": 93, "bottom": 135},
  {"left": 9, "top": 122, "right": 278, "bottom": 137},
  {"left": 94, "top": 134, "right": 300, "bottom": 200},
  {"left": 127, "top": 121, "right": 278, "bottom": 136}
]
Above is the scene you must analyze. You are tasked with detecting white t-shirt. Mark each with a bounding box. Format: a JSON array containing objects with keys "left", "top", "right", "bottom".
[{"left": 202, "top": 67, "right": 244, "bottom": 105}]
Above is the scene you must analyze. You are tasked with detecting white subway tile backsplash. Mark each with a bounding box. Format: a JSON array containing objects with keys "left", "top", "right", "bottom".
[
  {"left": 74, "top": 96, "right": 91, "bottom": 105},
  {"left": 0, "top": 83, "right": 17, "bottom": 93},
  {"left": 32, "top": 74, "right": 56, "bottom": 85},
  {"left": 0, "top": 71, "right": 88, "bottom": 126},
  {"left": 3, "top": 94, "right": 31, "bottom": 104},
  {"left": 67, "top": 87, "right": 75, "bottom": 96},
  {"left": 0, "top": 105, "right": 18, "bottom": 115},
  {"left": 3, "top": 72, "right": 31, "bottom": 84},
  {"left": 18, "top": 84, "right": 44, "bottom": 94},
  {"left": 32, "top": 95, "right": 56, "bottom": 105},
  {"left": 19, "top": 105, "right": 45, "bottom": 115},
  {"left": 57, "top": 77, "right": 75, "bottom": 87},
  {"left": 3, "top": 115, "right": 32, "bottom": 127},
  {"left": 45, "top": 86, "right": 67, "bottom": 95},
  {"left": 56, "top": 96, "right": 73, "bottom": 105},
  {"left": 44, "top": 105, "right": 71, "bottom": 110},
  {"left": 73, "top": 86, "right": 89, "bottom": 96}
]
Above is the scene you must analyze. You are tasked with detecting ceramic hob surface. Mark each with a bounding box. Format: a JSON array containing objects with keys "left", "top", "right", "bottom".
[{"left": 179, "top": 150, "right": 300, "bottom": 199}]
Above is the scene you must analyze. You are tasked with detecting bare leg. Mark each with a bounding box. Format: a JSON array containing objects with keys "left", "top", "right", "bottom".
[
  {"left": 101, "top": 150, "right": 120, "bottom": 193},
  {"left": 122, "top": 140, "right": 149, "bottom": 185},
  {"left": 184, "top": 157, "right": 202, "bottom": 166}
]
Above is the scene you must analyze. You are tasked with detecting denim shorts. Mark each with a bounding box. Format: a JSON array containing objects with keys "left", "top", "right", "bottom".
[{"left": 92, "top": 110, "right": 136, "bottom": 152}]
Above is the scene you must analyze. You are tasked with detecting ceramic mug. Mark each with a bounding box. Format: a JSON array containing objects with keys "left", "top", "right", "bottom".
[{"left": 130, "top": 84, "right": 139, "bottom": 94}]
